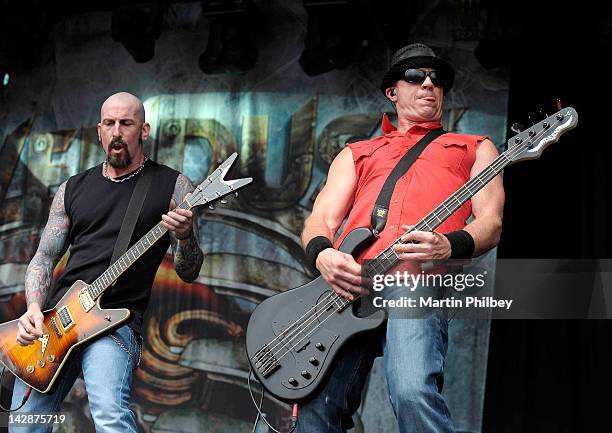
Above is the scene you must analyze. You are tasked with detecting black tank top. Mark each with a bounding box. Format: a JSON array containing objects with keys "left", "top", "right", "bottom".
[{"left": 51, "top": 159, "right": 179, "bottom": 334}]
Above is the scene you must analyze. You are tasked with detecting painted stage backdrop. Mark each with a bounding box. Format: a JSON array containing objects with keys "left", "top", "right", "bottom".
[{"left": 0, "top": 1, "right": 507, "bottom": 432}]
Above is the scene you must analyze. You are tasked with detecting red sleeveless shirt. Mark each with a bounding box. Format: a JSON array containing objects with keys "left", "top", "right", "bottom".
[{"left": 334, "top": 114, "right": 488, "bottom": 261}]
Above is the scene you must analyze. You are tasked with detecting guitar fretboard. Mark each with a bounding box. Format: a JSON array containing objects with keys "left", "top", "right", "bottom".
[{"left": 87, "top": 201, "right": 191, "bottom": 300}]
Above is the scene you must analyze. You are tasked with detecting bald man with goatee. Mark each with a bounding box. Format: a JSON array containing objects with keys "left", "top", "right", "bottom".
[{"left": 11, "top": 92, "right": 204, "bottom": 433}]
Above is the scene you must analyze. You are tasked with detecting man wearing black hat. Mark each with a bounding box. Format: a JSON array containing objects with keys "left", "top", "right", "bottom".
[{"left": 299, "top": 43, "right": 504, "bottom": 432}]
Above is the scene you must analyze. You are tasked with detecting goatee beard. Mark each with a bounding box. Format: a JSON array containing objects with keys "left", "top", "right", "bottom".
[
  {"left": 107, "top": 139, "right": 133, "bottom": 169},
  {"left": 107, "top": 150, "right": 132, "bottom": 169}
]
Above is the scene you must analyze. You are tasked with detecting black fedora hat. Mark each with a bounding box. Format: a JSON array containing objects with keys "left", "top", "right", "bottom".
[{"left": 380, "top": 43, "right": 455, "bottom": 95}]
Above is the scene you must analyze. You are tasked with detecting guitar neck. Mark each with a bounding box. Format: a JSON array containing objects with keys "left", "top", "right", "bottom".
[
  {"left": 87, "top": 200, "right": 191, "bottom": 300},
  {"left": 366, "top": 145, "right": 515, "bottom": 276}
]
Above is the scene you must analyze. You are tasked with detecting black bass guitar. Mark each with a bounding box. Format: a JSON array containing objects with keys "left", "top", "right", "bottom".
[{"left": 246, "top": 107, "right": 578, "bottom": 402}]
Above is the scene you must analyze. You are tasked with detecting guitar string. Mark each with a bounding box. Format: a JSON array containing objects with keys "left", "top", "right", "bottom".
[
  {"left": 257, "top": 116, "right": 566, "bottom": 375},
  {"left": 251, "top": 290, "right": 337, "bottom": 358},
  {"left": 88, "top": 165, "right": 226, "bottom": 298}
]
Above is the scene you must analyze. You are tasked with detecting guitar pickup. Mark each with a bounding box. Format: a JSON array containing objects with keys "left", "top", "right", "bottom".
[
  {"left": 78, "top": 288, "right": 95, "bottom": 312},
  {"left": 56, "top": 306, "right": 75, "bottom": 331},
  {"left": 333, "top": 296, "right": 350, "bottom": 312},
  {"left": 293, "top": 333, "right": 310, "bottom": 352},
  {"left": 50, "top": 317, "right": 62, "bottom": 337}
]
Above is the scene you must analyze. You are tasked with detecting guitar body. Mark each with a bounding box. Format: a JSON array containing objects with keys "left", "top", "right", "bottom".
[
  {"left": 0, "top": 280, "right": 131, "bottom": 393},
  {"left": 246, "top": 227, "right": 386, "bottom": 402}
]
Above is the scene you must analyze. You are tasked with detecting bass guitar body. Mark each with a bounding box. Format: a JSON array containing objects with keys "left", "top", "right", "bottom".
[{"left": 246, "top": 227, "right": 386, "bottom": 402}]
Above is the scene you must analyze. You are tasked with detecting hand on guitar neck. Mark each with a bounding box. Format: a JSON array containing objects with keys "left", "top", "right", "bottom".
[
  {"left": 163, "top": 191, "right": 195, "bottom": 241},
  {"left": 16, "top": 303, "right": 45, "bottom": 346},
  {"left": 393, "top": 224, "right": 452, "bottom": 261}
]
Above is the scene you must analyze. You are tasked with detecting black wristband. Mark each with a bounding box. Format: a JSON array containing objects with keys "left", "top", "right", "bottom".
[
  {"left": 444, "top": 230, "right": 475, "bottom": 259},
  {"left": 305, "top": 236, "right": 333, "bottom": 269}
]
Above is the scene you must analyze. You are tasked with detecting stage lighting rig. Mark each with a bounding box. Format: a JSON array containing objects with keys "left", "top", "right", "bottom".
[
  {"left": 299, "top": 0, "right": 365, "bottom": 76},
  {"left": 198, "top": 0, "right": 258, "bottom": 75},
  {"left": 111, "top": 3, "right": 165, "bottom": 63}
]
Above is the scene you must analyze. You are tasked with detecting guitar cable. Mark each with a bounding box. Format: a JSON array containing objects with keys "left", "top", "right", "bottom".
[
  {"left": 0, "top": 367, "right": 33, "bottom": 412},
  {"left": 248, "top": 367, "right": 298, "bottom": 433}
]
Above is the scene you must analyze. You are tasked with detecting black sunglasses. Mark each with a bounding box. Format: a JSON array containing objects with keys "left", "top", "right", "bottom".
[{"left": 403, "top": 69, "right": 447, "bottom": 88}]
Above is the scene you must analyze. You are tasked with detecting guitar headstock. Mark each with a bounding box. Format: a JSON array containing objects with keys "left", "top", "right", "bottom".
[
  {"left": 186, "top": 153, "right": 252, "bottom": 209},
  {"left": 506, "top": 107, "right": 578, "bottom": 163}
]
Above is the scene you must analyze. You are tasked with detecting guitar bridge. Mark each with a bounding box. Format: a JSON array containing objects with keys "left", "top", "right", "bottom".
[{"left": 252, "top": 345, "right": 280, "bottom": 378}]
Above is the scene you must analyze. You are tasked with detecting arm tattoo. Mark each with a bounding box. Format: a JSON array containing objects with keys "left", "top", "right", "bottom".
[
  {"left": 170, "top": 174, "right": 204, "bottom": 282},
  {"left": 25, "top": 182, "right": 71, "bottom": 307}
]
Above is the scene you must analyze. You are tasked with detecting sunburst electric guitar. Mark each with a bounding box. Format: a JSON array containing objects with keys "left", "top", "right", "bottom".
[
  {"left": 246, "top": 107, "right": 578, "bottom": 402},
  {"left": 0, "top": 153, "right": 252, "bottom": 393}
]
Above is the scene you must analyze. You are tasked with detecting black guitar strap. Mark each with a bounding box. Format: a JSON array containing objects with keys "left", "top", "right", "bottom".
[
  {"left": 370, "top": 128, "right": 446, "bottom": 236},
  {"left": 110, "top": 161, "right": 156, "bottom": 265}
]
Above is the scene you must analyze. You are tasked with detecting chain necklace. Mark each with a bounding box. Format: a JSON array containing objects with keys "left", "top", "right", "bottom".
[{"left": 103, "top": 154, "right": 149, "bottom": 183}]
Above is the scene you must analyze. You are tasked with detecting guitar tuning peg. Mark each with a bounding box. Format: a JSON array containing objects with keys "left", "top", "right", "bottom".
[
  {"left": 511, "top": 123, "right": 524, "bottom": 133},
  {"left": 234, "top": 192, "right": 239, "bottom": 198},
  {"left": 220, "top": 199, "right": 227, "bottom": 204},
  {"left": 555, "top": 99, "right": 563, "bottom": 110},
  {"left": 208, "top": 204, "right": 215, "bottom": 210}
]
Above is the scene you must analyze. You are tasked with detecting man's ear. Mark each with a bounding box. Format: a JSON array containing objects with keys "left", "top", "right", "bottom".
[
  {"left": 385, "top": 87, "right": 397, "bottom": 101},
  {"left": 141, "top": 122, "right": 151, "bottom": 142}
]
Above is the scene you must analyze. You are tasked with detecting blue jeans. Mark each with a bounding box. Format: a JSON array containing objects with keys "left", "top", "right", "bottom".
[
  {"left": 10, "top": 325, "right": 141, "bottom": 433},
  {"left": 298, "top": 313, "right": 455, "bottom": 433}
]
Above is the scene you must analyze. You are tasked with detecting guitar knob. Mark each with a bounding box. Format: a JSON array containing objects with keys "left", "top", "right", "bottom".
[
  {"left": 511, "top": 123, "right": 524, "bottom": 133},
  {"left": 309, "top": 357, "right": 319, "bottom": 365},
  {"left": 26, "top": 365, "right": 34, "bottom": 374},
  {"left": 542, "top": 122, "right": 549, "bottom": 129},
  {"left": 301, "top": 370, "right": 311, "bottom": 379},
  {"left": 47, "top": 355, "right": 56, "bottom": 363},
  {"left": 208, "top": 204, "right": 215, "bottom": 210},
  {"left": 288, "top": 377, "right": 298, "bottom": 386},
  {"left": 37, "top": 360, "right": 45, "bottom": 368},
  {"left": 315, "top": 342, "right": 325, "bottom": 351},
  {"left": 220, "top": 199, "right": 227, "bottom": 204}
]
